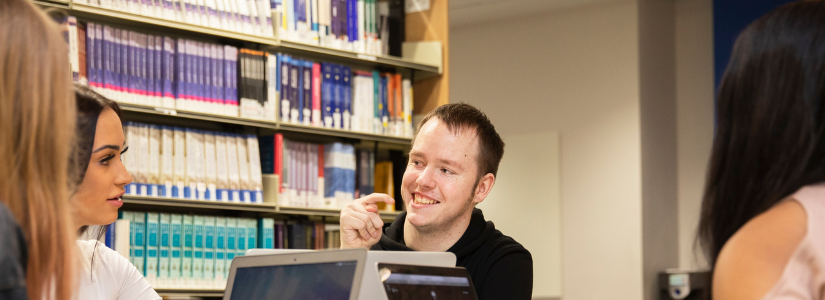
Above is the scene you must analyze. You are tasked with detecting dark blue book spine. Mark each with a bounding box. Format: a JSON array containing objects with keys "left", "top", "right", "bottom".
[
  {"left": 332, "top": 64, "right": 342, "bottom": 128},
  {"left": 289, "top": 59, "right": 299, "bottom": 121},
  {"left": 86, "top": 23, "right": 96, "bottom": 89},
  {"left": 204, "top": 44, "right": 213, "bottom": 107},
  {"left": 342, "top": 66, "right": 351, "bottom": 127},
  {"left": 163, "top": 37, "right": 175, "bottom": 100},
  {"left": 340, "top": 0, "right": 347, "bottom": 40},
  {"left": 176, "top": 39, "right": 186, "bottom": 101},
  {"left": 194, "top": 42, "right": 203, "bottom": 106},
  {"left": 381, "top": 75, "right": 388, "bottom": 121},
  {"left": 212, "top": 45, "right": 220, "bottom": 107},
  {"left": 215, "top": 45, "right": 224, "bottom": 107},
  {"left": 347, "top": 0, "right": 356, "bottom": 42},
  {"left": 280, "top": 54, "right": 290, "bottom": 120},
  {"left": 259, "top": 135, "right": 275, "bottom": 174},
  {"left": 147, "top": 35, "right": 155, "bottom": 101},
  {"left": 95, "top": 25, "right": 103, "bottom": 91},
  {"left": 112, "top": 29, "right": 121, "bottom": 96},
  {"left": 105, "top": 222, "right": 116, "bottom": 249},
  {"left": 120, "top": 30, "right": 129, "bottom": 97},
  {"left": 186, "top": 41, "right": 195, "bottom": 104},
  {"left": 302, "top": 60, "right": 312, "bottom": 123},
  {"left": 154, "top": 36, "right": 163, "bottom": 101},
  {"left": 224, "top": 47, "right": 236, "bottom": 107},
  {"left": 296, "top": 59, "right": 304, "bottom": 122},
  {"left": 102, "top": 26, "right": 112, "bottom": 92},
  {"left": 377, "top": 74, "right": 385, "bottom": 124},
  {"left": 331, "top": 0, "right": 339, "bottom": 38},
  {"left": 322, "top": 63, "right": 333, "bottom": 126},
  {"left": 297, "top": 0, "right": 307, "bottom": 23}
]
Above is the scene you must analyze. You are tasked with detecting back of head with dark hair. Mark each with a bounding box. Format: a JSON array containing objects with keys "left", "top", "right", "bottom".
[
  {"left": 698, "top": 0, "right": 825, "bottom": 266},
  {"left": 414, "top": 103, "right": 505, "bottom": 179}
]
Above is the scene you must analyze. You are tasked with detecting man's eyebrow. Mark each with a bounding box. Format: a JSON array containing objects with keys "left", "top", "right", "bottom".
[
  {"left": 437, "top": 158, "right": 463, "bottom": 169},
  {"left": 92, "top": 145, "right": 120, "bottom": 153}
]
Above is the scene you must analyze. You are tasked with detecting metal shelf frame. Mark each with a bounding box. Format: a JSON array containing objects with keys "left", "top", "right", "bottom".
[
  {"left": 122, "top": 195, "right": 277, "bottom": 213},
  {"left": 118, "top": 103, "right": 413, "bottom": 145},
  {"left": 122, "top": 196, "right": 402, "bottom": 220}
]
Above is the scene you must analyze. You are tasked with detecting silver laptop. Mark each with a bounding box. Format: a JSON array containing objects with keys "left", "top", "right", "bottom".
[
  {"left": 378, "top": 263, "right": 479, "bottom": 300},
  {"left": 223, "top": 249, "right": 368, "bottom": 300},
  {"left": 245, "top": 249, "right": 457, "bottom": 300}
]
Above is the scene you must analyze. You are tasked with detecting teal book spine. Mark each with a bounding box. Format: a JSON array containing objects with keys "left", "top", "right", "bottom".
[
  {"left": 236, "top": 218, "right": 246, "bottom": 258},
  {"left": 159, "top": 213, "right": 171, "bottom": 287},
  {"left": 170, "top": 214, "right": 183, "bottom": 285},
  {"left": 182, "top": 214, "right": 194, "bottom": 286},
  {"left": 125, "top": 211, "right": 136, "bottom": 268},
  {"left": 145, "top": 212, "right": 160, "bottom": 284},
  {"left": 203, "top": 216, "right": 216, "bottom": 286},
  {"left": 215, "top": 217, "right": 226, "bottom": 284},
  {"left": 258, "top": 218, "right": 274, "bottom": 249},
  {"left": 225, "top": 218, "right": 236, "bottom": 279},
  {"left": 133, "top": 212, "right": 146, "bottom": 276},
  {"left": 193, "top": 215, "right": 204, "bottom": 284},
  {"left": 246, "top": 218, "right": 257, "bottom": 252}
]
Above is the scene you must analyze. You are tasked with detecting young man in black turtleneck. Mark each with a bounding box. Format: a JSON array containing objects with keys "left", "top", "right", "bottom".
[{"left": 339, "top": 103, "right": 533, "bottom": 300}]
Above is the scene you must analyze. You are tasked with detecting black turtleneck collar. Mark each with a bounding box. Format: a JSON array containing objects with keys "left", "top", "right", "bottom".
[{"left": 372, "top": 208, "right": 495, "bottom": 259}]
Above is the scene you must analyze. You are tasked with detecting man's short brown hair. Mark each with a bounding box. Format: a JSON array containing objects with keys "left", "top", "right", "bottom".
[{"left": 413, "top": 103, "right": 505, "bottom": 179}]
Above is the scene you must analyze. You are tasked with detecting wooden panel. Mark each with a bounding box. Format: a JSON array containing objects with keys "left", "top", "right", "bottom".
[{"left": 406, "top": 0, "right": 450, "bottom": 114}]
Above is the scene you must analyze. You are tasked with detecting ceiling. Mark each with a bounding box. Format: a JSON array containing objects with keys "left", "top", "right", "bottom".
[{"left": 449, "top": 0, "right": 621, "bottom": 28}]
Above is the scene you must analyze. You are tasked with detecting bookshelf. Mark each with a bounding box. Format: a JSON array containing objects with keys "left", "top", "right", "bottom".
[
  {"left": 39, "top": 0, "right": 450, "bottom": 297},
  {"left": 121, "top": 195, "right": 402, "bottom": 221},
  {"left": 62, "top": 2, "right": 441, "bottom": 79}
]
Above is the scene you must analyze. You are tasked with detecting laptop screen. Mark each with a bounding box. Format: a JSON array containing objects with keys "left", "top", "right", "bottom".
[
  {"left": 229, "top": 261, "right": 358, "bottom": 300},
  {"left": 378, "top": 263, "right": 478, "bottom": 300}
]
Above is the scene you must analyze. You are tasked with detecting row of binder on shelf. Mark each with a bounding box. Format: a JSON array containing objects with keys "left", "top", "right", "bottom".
[
  {"left": 72, "top": 0, "right": 405, "bottom": 57},
  {"left": 74, "top": 0, "right": 276, "bottom": 38},
  {"left": 66, "top": 20, "right": 414, "bottom": 137},
  {"left": 101, "top": 212, "right": 340, "bottom": 289}
]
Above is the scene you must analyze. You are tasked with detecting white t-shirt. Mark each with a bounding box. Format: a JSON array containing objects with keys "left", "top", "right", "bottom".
[{"left": 75, "top": 240, "right": 161, "bottom": 300}]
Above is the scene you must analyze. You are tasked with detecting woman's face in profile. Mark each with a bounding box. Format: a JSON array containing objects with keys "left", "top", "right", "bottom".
[{"left": 70, "top": 108, "right": 132, "bottom": 227}]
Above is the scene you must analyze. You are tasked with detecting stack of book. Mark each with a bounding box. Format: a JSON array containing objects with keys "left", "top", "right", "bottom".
[
  {"left": 275, "top": 0, "right": 405, "bottom": 57},
  {"left": 277, "top": 53, "right": 413, "bottom": 137},
  {"left": 101, "top": 213, "right": 342, "bottom": 289},
  {"left": 121, "top": 122, "right": 264, "bottom": 203},
  {"left": 260, "top": 134, "right": 386, "bottom": 209},
  {"left": 74, "top": 0, "right": 275, "bottom": 37}
]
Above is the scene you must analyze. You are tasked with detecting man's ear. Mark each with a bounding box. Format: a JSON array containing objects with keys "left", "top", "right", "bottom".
[{"left": 472, "top": 173, "right": 496, "bottom": 205}]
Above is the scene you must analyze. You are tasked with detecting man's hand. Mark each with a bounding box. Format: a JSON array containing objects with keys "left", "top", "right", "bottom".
[{"left": 340, "top": 193, "right": 396, "bottom": 249}]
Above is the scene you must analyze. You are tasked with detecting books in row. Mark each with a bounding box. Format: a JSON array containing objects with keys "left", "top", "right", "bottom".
[
  {"left": 276, "top": 0, "right": 404, "bottom": 57},
  {"left": 74, "top": 0, "right": 276, "bottom": 37},
  {"left": 102, "top": 213, "right": 341, "bottom": 289},
  {"left": 68, "top": 21, "right": 413, "bottom": 136},
  {"left": 260, "top": 134, "right": 389, "bottom": 210},
  {"left": 72, "top": 22, "right": 276, "bottom": 120},
  {"left": 278, "top": 54, "right": 413, "bottom": 137},
  {"left": 107, "top": 212, "right": 271, "bottom": 289},
  {"left": 122, "top": 122, "right": 264, "bottom": 203}
]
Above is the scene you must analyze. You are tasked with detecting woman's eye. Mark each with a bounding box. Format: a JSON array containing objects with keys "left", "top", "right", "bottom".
[{"left": 99, "top": 155, "right": 114, "bottom": 166}]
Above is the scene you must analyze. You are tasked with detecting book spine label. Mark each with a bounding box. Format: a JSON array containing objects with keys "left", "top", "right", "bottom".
[
  {"left": 182, "top": 214, "right": 194, "bottom": 283},
  {"left": 170, "top": 214, "right": 183, "bottom": 283}
]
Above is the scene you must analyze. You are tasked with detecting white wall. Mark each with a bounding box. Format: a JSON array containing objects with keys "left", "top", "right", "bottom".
[
  {"left": 451, "top": 1, "right": 644, "bottom": 299},
  {"left": 675, "top": 0, "right": 714, "bottom": 270},
  {"left": 479, "top": 131, "right": 562, "bottom": 298}
]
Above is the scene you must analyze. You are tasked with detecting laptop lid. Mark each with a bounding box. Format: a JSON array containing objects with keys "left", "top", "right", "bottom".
[
  {"left": 223, "top": 249, "right": 368, "bottom": 300},
  {"left": 377, "top": 263, "right": 479, "bottom": 300}
]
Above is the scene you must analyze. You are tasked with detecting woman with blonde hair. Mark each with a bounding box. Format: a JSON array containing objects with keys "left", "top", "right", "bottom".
[{"left": 0, "top": 0, "right": 78, "bottom": 299}]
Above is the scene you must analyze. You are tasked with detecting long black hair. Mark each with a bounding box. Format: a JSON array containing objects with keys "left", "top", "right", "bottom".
[
  {"left": 698, "top": 1, "right": 825, "bottom": 267},
  {"left": 71, "top": 84, "right": 122, "bottom": 267}
]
